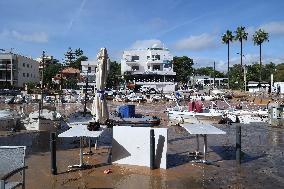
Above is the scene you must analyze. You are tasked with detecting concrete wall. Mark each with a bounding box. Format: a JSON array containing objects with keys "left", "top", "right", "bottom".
[{"left": 112, "top": 126, "right": 168, "bottom": 169}]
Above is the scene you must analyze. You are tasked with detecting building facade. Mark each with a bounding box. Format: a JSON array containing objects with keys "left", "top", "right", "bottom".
[
  {"left": 0, "top": 53, "right": 40, "bottom": 88},
  {"left": 77, "top": 60, "right": 97, "bottom": 92},
  {"left": 189, "top": 75, "right": 228, "bottom": 88},
  {"left": 121, "top": 45, "right": 176, "bottom": 92}
]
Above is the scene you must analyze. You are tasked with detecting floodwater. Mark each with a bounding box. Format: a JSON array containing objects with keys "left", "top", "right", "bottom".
[{"left": 1, "top": 101, "right": 284, "bottom": 188}]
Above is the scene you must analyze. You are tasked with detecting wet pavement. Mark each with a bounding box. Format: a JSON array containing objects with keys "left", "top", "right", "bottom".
[{"left": 1, "top": 100, "right": 284, "bottom": 188}]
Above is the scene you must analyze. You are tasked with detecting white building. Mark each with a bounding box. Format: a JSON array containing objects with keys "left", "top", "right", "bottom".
[
  {"left": 189, "top": 76, "right": 228, "bottom": 87},
  {"left": 121, "top": 45, "right": 176, "bottom": 92},
  {"left": 247, "top": 81, "right": 269, "bottom": 93},
  {"left": 77, "top": 60, "right": 98, "bottom": 92},
  {"left": 0, "top": 52, "right": 40, "bottom": 88}
]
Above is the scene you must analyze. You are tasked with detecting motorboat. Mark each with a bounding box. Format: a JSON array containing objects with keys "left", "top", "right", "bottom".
[
  {"left": 23, "top": 109, "right": 64, "bottom": 131},
  {"left": 0, "top": 109, "right": 23, "bottom": 131},
  {"left": 166, "top": 101, "right": 224, "bottom": 124}
]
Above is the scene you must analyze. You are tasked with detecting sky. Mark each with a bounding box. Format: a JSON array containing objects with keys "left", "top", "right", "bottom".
[{"left": 1, "top": 0, "right": 284, "bottom": 71}]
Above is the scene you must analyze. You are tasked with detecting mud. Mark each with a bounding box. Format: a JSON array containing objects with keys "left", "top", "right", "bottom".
[{"left": 1, "top": 101, "right": 284, "bottom": 188}]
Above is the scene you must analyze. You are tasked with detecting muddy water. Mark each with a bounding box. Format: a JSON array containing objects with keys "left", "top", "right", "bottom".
[{"left": 1, "top": 101, "right": 284, "bottom": 188}]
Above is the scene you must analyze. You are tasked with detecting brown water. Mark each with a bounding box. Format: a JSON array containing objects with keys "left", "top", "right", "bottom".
[{"left": 1, "top": 101, "right": 284, "bottom": 188}]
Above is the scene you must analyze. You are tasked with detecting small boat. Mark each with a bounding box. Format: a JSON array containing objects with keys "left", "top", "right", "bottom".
[
  {"left": 23, "top": 109, "right": 64, "bottom": 131},
  {"left": 0, "top": 109, "right": 23, "bottom": 131},
  {"left": 166, "top": 101, "right": 223, "bottom": 124}
]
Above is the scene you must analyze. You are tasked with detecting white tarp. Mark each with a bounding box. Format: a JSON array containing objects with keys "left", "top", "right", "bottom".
[
  {"left": 58, "top": 124, "right": 104, "bottom": 138},
  {"left": 112, "top": 126, "right": 168, "bottom": 169}
]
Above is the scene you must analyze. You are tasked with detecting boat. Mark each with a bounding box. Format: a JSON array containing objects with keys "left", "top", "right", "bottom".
[
  {"left": 166, "top": 101, "right": 224, "bottom": 124},
  {"left": 23, "top": 109, "right": 64, "bottom": 131},
  {"left": 0, "top": 109, "right": 23, "bottom": 131}
]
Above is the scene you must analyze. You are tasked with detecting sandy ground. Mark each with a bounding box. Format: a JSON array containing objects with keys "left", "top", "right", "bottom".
[{"left": 1, "top": 97, "right": 284, "bottom": 189}]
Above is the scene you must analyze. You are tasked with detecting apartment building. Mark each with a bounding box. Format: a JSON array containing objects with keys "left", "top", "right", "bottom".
[{"left": 0, "top": 53, "right": 40, "bottom": 88}]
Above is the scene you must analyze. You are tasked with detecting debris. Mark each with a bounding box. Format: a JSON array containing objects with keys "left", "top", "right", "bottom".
[{"left": 104, "top": 169, "right": 112, "bottom": 174}]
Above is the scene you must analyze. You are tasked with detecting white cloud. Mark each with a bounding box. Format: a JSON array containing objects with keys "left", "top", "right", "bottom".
[
  {"left": 67, "top": 0, "right": 87, "bottom": 31},
  {"left": 174, "top": 33, "right": 216, "bottom": 51},
  {"left": 0, "top": 29, "right": 48, "bottom": 43},
  {"left": 130, "top": 39, "right": 163, "bottom": 49},
  {"left": 260, "top": 21, "right": 284, "bottom": 35}
]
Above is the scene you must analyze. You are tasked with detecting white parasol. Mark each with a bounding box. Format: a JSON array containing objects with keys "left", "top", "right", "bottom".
[{"left": 92, "top": 48, "right": 109, "bottom": 123}]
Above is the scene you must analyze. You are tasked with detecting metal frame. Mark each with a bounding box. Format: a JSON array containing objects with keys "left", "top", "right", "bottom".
[{"left": 0, "top": 146, "right": 27, "bottom": 189}]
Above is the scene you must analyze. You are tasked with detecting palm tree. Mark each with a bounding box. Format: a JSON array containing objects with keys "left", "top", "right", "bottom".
[
  {"left": 235, "top": 26, "right": 248, "bottom": 68},
  {"left": 253, "top": 29, "right": 269, "bottom": 81},
  {"left": 222, "top": 30, "right": 234, "bottom": 89}
]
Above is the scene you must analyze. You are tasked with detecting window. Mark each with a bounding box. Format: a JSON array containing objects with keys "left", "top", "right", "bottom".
[
  {"left": 23, "top": 63, "right": 25, "bottom": 67},
  {"left": 27, "top": 64, "right": 29, "bottom": 68},
  {"left": 131, "top": 56, "right": 139, "bottom": 61},
  {"left": 88, "top": 67, "right": 91, "bottom": 73},
  {"left": 23, "top": 73, "right": 25, "bottom": 77},
  {"left": 147, "top": 56, "right": 150, "bottom": 60},
  {"left": 132, "top": 66, "right": 139, "bottom": 71},
  {"left": 153, "top": 65, "right": 161, "bottom": 71},
  {"left": 27, "top": 73, "right": 29, "bottom": 77},
  {"left": 152, "top": 55, "right": 160, "bottom": 60}
]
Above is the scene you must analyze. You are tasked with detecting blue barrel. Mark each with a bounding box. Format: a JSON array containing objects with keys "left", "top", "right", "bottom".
[{"left": 119, "top": 105, "right": 135, "bottom": 118}]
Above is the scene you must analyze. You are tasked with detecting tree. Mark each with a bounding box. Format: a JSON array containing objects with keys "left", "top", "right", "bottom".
[
  {"left": 43, "top": 63, "right": 62, "bottom": 87},
  {"left": 235, "top": 26, "right": 248, "bottom": 68},
  {"left": 70, "top": 55, "right": 88, "bottom": 70},
  {"left": 228, "top": 64, "right": 243, "bottom": 89},
  {"left": 222, "top": 30, "right": 234, "bottom": 89},
  {"left": 64, "top": 47, "right": 88, "bottom": 70},
  {"left": 275, "top": 63, "right": 284, "bottom": 82},
  {"left": 195, "top": 67, "right": 225, "bottom": 78},
  {"left": 107, "top": 61, "right": 122, "bottom": 88},
  {"left": 252, "top": 29, "right": 269, "bottom": 81},
  {"left": 173, "top": 56, "right": 194, "bottom": 83}
]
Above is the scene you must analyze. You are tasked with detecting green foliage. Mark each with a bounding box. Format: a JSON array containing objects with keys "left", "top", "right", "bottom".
[
  {"left": 195, "top": 67, "right": 225, "bottom": 78},
  {"left": 26, "top": 82, "right": 37, "bottom": 89},
  {"left": 228, "top": 64, "right": 243, "bottom": 89},
  {"left": 69, "top": 55, "right": 88, "bottom": 70},
  {"left": 64, "top": 47, "right": 88, "bottom": 70},
  {"left": 253, "top": 29, "right": 269, "bottom": 46},
  {"left": 43, "top": 63, "right": 62, "bottom": 85},
  {"left": 275, "top": 63, "right": 284, "bottom": 82},
  {"left": 234, "top": 26, "right": 248, "bottom": 42},
  {"left": 65, "top": 78, "right": 78, "bottom": 89},
  {"left": 173, "top": 56, "right": 194, "bottom": 83},
  {"left": 107, "top": 61, "right": 122, "bottom": 88},
  {"left": 222, "top": 30, "right": 234, "bottom": 44},
  {"left": 229, "top": 62, "right": 277, "bottom": 89}
]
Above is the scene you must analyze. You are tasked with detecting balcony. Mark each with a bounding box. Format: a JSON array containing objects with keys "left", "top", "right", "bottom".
[
  {"left": 146, "top": 59, "right": 163, "bottom": 65},
  {"left": 125, "top": 60, "right": 139, "bottom": 65}
]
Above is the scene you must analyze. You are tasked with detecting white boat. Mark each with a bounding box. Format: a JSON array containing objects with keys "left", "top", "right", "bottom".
[
  {"left": 23, "top": 109, "right": 63, "bottom": 131},
  {"left": 226, "top": 109, "right": 269, "bottom": 124},
  {"left": 0, "top": 109, "right": 22, "bottom": 131},
  {"left": 166, "top": 102, "right": 224, "bottom": 124}
]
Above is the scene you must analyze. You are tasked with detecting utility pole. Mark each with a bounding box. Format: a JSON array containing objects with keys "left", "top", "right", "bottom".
[
  {"left": 40, "top": 51, "right": 46, "bottom": 117},
  {"left": 244, "top": 65, "right": 247, "bottom": 92},
  {"left": 213, "top": 61, "right": 216, "bottom": 88}
]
